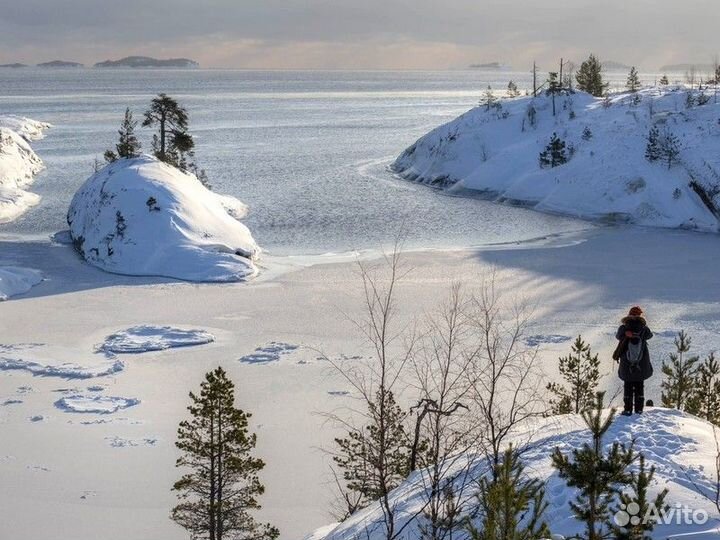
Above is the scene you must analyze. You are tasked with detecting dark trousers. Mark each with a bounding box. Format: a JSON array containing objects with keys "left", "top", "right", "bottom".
[{"left": 624, "top": 381, "right": 644, "bottom": 413}]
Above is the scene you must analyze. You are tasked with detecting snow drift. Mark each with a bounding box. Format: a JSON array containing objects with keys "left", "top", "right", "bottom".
[
  {"left": 0, "top": 118, "right": 49, "bottom": 223},
  {"left": 393, "top": 87, "right": 720, "bottom": 231},
  {"left": 67, "top": 155, "right": 261, "bottom": 282},
  {"left": 318, "top": 408, "right": 720, "bottom": 540}
]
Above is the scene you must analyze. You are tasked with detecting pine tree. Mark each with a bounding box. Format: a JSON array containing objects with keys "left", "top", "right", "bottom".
[
  {"left": 582, "top": 126, "right": 593, "bottom": 141},
  {"left": 143, "top": 93, "right": 195, "bottom": 169},
  {"left": 626, "top": 67, "right": 641, "bottom": 93},
  {"left": 116, "top": 108, "right": 142, "bottom": 159},
  {"left": 612, "top": 455, "right": 669, "bottom": 540},
  {"left": 645, "top": 127, "right": 680, "bottom": 168},
  {"left": 660, "top": 331, "right": 699, "bottom": 410},
  {"left": 539, "top": 133, "right": 568, "bottom": 168},
  {"left": 467, "top": 447, "right": 550, "bottom": 540},
  {"left": 686, "top": 353, "right": 720, "bottom": 424},
  {"left": 172, "top": 367, "right": 278, "bottom": 540},
  {"left": 685, "top": 92, "right": 695, "bottom": 109},
  {"left": 333, "top": 390, "right": 410, "bottom": 510},
  {"left": 659, "top": 74, "right": 669, "bottom": 86},
  {"left": 547, "top": 336, "right": 601, "bottom": 415},
  {"left": 551, "top": 392, "right": 636, "bottom": 540},
  {"left": 507, "top": 80, "right": 520, "bottom": 98},
  {"left": 576, "top": 54, "right": 608, "bottom": 97},
  {"left": 480, "top": 86, "right": 498, "bottom": 112}
]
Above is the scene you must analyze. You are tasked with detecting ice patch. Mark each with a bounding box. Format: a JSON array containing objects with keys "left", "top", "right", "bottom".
[
  {"left": 99, "top": 325, "right": 215, "bottom": 354},
  {"left": 105, "top": 436, "right": 158, "bottom": 448},
  {"left": 525, "top": 334, "right": 572, "bottom": 347},
  {"left": 0, "top": 357, "right": 125, "bottom": 379},
  {"left": 29, "top": 415, "right": 45, "bottom": 422},
  {"left": 55, "top": 395, "right": 140, "bottom": 414},
  {"left": 239, "top": 342, "right": 299, "bottom": 364}
]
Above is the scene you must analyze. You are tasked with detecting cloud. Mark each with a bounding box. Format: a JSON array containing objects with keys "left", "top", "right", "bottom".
[{"left": 0, "top": 0, "right": 718, "bottom": 69}]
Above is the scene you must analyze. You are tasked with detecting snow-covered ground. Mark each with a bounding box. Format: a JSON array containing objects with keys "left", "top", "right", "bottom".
[
  {"left": 0, "top": 117, "right": 49, "bottom": 223},
  {"left": 67, "top": 156, "right": 260, "bottom": 282},
  {"left": 393, "top": 87, "right": 720, "bottom": 231},
  {"left": 320, "top": 408, "right": 720, "bottom": 540},
  {"left": 1, "top": 225, "right": 719, "bottom": 540}
]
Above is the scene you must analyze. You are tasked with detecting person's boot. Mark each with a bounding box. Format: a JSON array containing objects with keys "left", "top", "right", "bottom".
[
  {"left": 621, "top": 410, "right": 633, "bottom": 416},
  {"left": 635, "top": 394, "right": 644, "bottom": 414}
]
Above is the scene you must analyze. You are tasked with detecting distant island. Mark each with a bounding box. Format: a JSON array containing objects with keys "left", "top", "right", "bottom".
[
  {"left": 659, "top": 63, "right": 715, "bottom": 72},
  {"left": 601, "top": 60, "right": 632, "bottom": 71},
  {"left": 94, "top": 56, "right": 199, "bottom": 69},
  {"left": 468, "top": 62, "right": 511, "bottom": 70},
  {"left": 0, "top": 63, "right": 27, "bottom": 68},
  {"left": 37, "top": 60, "right": 84, "bottom": 68}
]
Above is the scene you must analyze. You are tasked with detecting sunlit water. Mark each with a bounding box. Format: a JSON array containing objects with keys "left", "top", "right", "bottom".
[{"left": 0, "top": 69, "right": 626, "bottom": 255}]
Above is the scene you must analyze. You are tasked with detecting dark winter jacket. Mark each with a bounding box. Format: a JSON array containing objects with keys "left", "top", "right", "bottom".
[{"left": 616, "top": 316, "right": 654, "bottom": 382}]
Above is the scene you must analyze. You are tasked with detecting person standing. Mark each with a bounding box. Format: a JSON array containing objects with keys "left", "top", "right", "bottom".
[{"left": 614, "top": 306, "right": 654, "bottom": 415}]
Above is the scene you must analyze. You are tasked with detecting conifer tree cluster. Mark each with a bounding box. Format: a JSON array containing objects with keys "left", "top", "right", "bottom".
[
  {"left": 507, "top": 80, "right": 520, "bottom": 98},
  {"left": 551, "top": 392, "right": 637, "bottom": 540},
  {"left": 547, "top": 336, "right": 601, "bottom": 415},
  {"left": 575, "top": 54, "right": 608, "bottom": 97},
  {"left": 467, "top": 447, "right": 550, "bottom": 540},
  {"left": 480, "top": 86, "right": 499, "bottom": 112},
  {"left": 539, "top": 133, "right": 568, "bottom": 168},
  {"left": 645, "top": 126, "right": 680, "bottom": 168},
  {"left": 662, "top": 331, "right": 720, "bottom": 424},
  {"left": 659, "top": 74, "right": 670, "bottom": 86}
]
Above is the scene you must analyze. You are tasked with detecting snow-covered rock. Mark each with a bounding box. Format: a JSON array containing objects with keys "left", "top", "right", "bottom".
[
  {"left": 0, "top": 115, "right": 53, "bottom": 142},
  {"left": 393, "top": 87, "right": 720, "bottom": 232},
  {"left": 0, "top": 266, "right": 43, "bottom": 300},
  {"left": 319, "top": 408, "right": 720, "bottom": 540},
  {"left": 0, "top": 126, "right": 46, "bottom": 223},
  {"left": 0, "top": 356, "right": 124, "bottom": 379},
  {"left": 67, "top": 155, "right": 260, "bottom": 282}
]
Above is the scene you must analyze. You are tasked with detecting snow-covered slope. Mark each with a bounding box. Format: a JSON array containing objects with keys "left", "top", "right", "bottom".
[
  {"left": 319, "top": 408, "right": 720, "bottom": 540},
  {"left": 0, "top": 123, "right": 47, "bottom": 223},
  {"left": 393, "top": 87, "right": 720, "bottom": 231},
  {"left": 67, "top": 155, "right": 261, "bottom": 282},
  {"left": 0, "top": 115, "right": 53, "bottom": 142},
  {"left": 0, "top": 266, "right": 43, "bottom": 300}
]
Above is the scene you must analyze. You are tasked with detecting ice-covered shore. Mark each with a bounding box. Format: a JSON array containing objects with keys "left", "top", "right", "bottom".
[
  {"left": 67, "top": 155, "right": 261, "bottom": 282},
  {"left": 0, "top": 116, "right": 50, "bottom": 224},
  {"left": 393, "top": 87, "right": 720, "bottom": 231}
]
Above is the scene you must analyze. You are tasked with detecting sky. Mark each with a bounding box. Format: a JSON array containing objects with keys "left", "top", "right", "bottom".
[{"left": 0, "top": 0, "right": 719, "bottom": 70}]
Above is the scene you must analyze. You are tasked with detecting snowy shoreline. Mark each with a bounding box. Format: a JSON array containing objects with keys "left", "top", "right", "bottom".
[{"left": 393, "top": 87, "right": 720, "bottom": 233}]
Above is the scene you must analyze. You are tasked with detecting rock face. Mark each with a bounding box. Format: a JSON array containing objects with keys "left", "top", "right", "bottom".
[
  {"left": 67, "top": 155, "right": 260, "bottom": 282},
  {"left": 93, "top": 56, "right": 199, "bottom": 69},
  {"left": 393, "top": 87, "right": 720, "bottom": 232}
]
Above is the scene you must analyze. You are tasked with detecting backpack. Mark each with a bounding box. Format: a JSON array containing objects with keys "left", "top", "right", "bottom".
[{"left": 625, "top": 332, "right": 644, "bottom": 370}]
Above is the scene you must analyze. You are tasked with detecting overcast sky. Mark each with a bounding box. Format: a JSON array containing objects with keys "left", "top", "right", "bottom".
[{"left": 1, "top": 0, "right": 718, "bottom": 70}]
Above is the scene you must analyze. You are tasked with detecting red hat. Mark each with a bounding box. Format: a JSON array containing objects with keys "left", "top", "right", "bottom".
[{"left": 628, "top": 306, "right": 643, "bottom": 317}]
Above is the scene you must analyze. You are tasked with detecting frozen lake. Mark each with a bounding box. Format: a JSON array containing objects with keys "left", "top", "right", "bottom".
[{"left": 0, "top": 68, "right": 598, "bottom": 254}]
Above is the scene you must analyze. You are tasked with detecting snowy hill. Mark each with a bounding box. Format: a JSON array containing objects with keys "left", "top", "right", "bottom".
[
  {"left": 392, "top": 87, "right": 720, "bottom": 232},
  {"left": 67, "top": 155, "right": 260, "bottom": 282},
  {"left": 0, "top": 117, "right": 49, "bottom": 224},
  {"left": 318, "top": 408, "right": 720, "bottom": 540}
]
